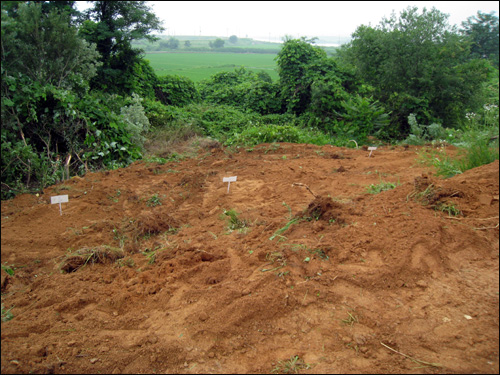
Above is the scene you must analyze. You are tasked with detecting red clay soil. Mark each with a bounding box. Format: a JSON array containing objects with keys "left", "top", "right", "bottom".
[{"left": 1, "top": 143, "right": 499, "bottom": 374}]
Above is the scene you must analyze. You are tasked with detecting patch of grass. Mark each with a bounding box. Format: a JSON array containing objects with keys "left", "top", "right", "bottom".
[
  {"left": 143, "top": 155, "right": 168, "bottom": 165},
  {"left": 366, "top": 180, "right": 399, "bottom": 194},
  {"left": 142, "top": 245, "right": 163, "bottom": 264},
  {"left": 341, "top": 311, "right": 358, "bottom": 327},
  {"left": 418, "top": 130, "right": 499, "bottom": 178},
  {"left": 271, "top": 355, "right": 311, "bottom": 374},
  {"left": 116, "top": 257, "right": 135, "bottom": 268},
  {"left": 435, "top": 202, "right": 462, "bottom": 217},
  {"left": 59, "top": 246, "right": 125, "bottom": 273}
]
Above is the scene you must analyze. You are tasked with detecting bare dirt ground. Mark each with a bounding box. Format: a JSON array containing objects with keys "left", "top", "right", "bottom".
[{"left": 1, "top": 142, "right": 499, "bottom": 374}]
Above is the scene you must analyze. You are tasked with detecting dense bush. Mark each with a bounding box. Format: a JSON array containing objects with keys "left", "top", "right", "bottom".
[
  {"left": 154, "top": 75, "right": 200, "bottom": 107},
  {"left": 225, "top": 124, "right": 333, "bottom": 147},
  {"left": 198, "top": 67, "right": 281, "bottom": 115}
]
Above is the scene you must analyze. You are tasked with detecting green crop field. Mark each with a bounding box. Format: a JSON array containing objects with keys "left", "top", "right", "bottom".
[{"left": 144, "top": 52, "right": 279, "bottom": 82}]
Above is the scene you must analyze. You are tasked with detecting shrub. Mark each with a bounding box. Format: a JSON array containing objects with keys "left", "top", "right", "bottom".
[
  {"left": 154, "top": 75, "right": 200, "bottom": 107},
  {"left": 120, "top": 93, "right": 150, "bottom": 150}
]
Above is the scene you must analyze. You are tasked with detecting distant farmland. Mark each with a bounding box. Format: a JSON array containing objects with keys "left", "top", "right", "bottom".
[{"left": 144, "top": 52, "right": 279, "bottom": 82}]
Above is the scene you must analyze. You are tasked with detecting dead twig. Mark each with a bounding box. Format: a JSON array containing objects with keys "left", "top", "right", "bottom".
[
  {"left": 473, "top": 223, "right": 499, "bottom": 230},
  {"left": 380, "top": 342, "right": 442, "bottom": 368},
  {"left": 292, "top": 183, "right": 317, "bottom": 198},
  {"left": 445, "top": 216, "right": 498, "bottom": 221}
]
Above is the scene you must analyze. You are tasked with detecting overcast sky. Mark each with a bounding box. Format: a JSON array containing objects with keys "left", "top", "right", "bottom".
[{"left": 149, "top": 1, "right": 499, "bottom": 40}]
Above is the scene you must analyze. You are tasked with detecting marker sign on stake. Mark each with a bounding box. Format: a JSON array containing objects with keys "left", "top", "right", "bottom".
[
  {"left": 368, "top": 146, "right": 377, "bottom": 158},
  {"left": 51, "top": 195, "right": 68, "bottom": 215},
  {"left": 223, "top": 176, "right": 237, "bottom": 193}
]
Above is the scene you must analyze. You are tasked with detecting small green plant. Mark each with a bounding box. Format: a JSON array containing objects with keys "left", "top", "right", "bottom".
[
  {"left": 223, "top": 209, "right": 248, "bottom": 231},
  {"left": 144, "top": 155, "right": 168, "bottom": 165},
  {"left": 146, "top": 193, "right": 163, "bottom": 207},
  {"left": 271, "top": 355, "right": 310, "bottom": 374},
  {"left": 142, "top": 246, "right": 163, "bottom": 264},
  {"left": 366, "top": 180, "right": 398, "bottom": 194},
  {"left": 270, "top": 218, "right": 300, "bottom": 241},
  {"left": 282, "top": 201, "right": 293, "bottom": 220},
  {"left": 1, "top": 303, "right": 14, "bottom": 322},
  {"left": 108, "top": 189, "right": 121, "bottom": 202},
  {"left": 112, "top": 228, "right": 127, "bottom": 248},
  {"left": 308, "top": 248, "right": 329, "bottom": 260},
  {"left": 1, "top": 263, "right": 15, "bottom": 276},
  {"left": 435, "top": 202, "right": 462, "bottom": 217}
]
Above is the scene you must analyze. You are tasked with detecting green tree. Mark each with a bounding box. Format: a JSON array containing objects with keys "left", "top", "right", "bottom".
[
  {"left": 80, "top": 1, "right": 163, "bottom": 95},
  {"left": 1, "top": 2, "right": 144, "bottom": 199},
  {"left": 461, "top": 11, "right": 499, "bottom": 67},
  {"left": 184, "top": 40, "right": 191, "bottom": 47},
  {"left": 276, "top": 37, "right": 337, "bottom": 115},
  {"left": 198, "top": 67, "right": 280, "bottom": 115},
  {"left": 166, "top": 37, "right": 180, "bottom": 49},
  {"left": 229, "top": 35, "right": 238, "bottom": 44},
  {"left": 338, "top": 6, "right": 492, "bottom": 134},
  {"left": 1, "top": 2, "right": 99, "bottom": 92},
  {"left": 1, "top": 2, "right": 102, "bottom": 198},
  {"left": 209, "top": 38, "right": 225, "bottom": 48}
]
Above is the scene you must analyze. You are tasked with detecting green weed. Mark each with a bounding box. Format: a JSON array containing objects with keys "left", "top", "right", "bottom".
[
  {"left": 146, "top": 193, "right": 162, "bottom": 207},
  {"left": 1, "top": 303, "right": 14, "bottom": 322},
  {"left": 366, "top": 180, "right": 399, "bottom": 194},
  {"left": 222, "top": 209, "right": 248, "bottom": 232},
  {"left": 341, "top": 311, "right": 358, "bottom": 327},
  {"left": 271, "top": 355, "right": 311, "bottom": 374},
  {"left": 1, "top": 263, "right": 15, "bottom": 276},
  {"left": 269, "top": 218, "right": 300, "bottom": 241},
  {"left": 435, "top": 202, "right": 462, "bottom": 217}
]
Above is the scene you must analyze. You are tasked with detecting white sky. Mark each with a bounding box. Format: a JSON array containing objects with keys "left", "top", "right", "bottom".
[
  {"left": 74, "top": 1, "right": 499, "bottom": 41},
  {"left": 149, "top": 1, "right": 499, "bottom": 39}
]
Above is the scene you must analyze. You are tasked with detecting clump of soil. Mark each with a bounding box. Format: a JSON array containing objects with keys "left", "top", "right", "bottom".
[
  {"left": 134, "top": 208, "right": 180, "bottom": 236},
  {"left": 59, "top": 246, "right": 124, "bottom": 273},
  {"left": 409, "top": 174, "right": 464, "bottom": 214},
  {"left": 299, "top": 195, "right": 346, "bottom": 224}
]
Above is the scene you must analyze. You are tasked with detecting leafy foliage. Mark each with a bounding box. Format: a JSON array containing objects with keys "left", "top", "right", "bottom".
[
  {"left": 461, "top": 11, "right": 499, "bottom": 68},
  {"left": 338, "top": 6, "right": 493, "bottom": 134},
  {"left": 198, "top": 67, "right": 280, "bottom": 114},
  {"left": 80, "top": 1, "right": 163, "bottom": 96},
  {"left": 275, "top": 37, "right": 330, "bottom": 115},
  {"left": 154, "top": 75, "right": 200, "bottom": 107}
]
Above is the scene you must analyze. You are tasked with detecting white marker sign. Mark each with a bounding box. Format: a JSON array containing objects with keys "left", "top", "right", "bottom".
[
  {"left": 51, "top": 195, "right": 68, "bottom": 215},
  {"left": 223, "top": 176, "right": 237, "bottom": 193},
  {"left": 368, "top": 146, "right": 377, "bottom": 158}
]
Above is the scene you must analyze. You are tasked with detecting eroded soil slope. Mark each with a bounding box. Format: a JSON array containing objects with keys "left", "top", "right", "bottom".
[{"left": 1, "top": 143, "right": 499, "bottom": 374}]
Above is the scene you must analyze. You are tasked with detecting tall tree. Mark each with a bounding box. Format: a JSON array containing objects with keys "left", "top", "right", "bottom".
[
  {"left": 1, "top": 1, "right": 101, "bottom": 197},
  {"left": 275, "top": 37, "right": 349, "bottom": 116},
  {"left": 461, "top": 11, "right": 499, "bottom": 67},
  {"left": 338, "top": 6, "right": 492, "bottom": 133},
  {"left": 80, "top": 1, "right": 163, "bottom": 95}
]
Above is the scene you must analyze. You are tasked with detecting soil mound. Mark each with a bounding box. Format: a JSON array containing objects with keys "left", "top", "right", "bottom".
[{"left": 1, "top": 144, "right": 498, "bottom": 374}]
